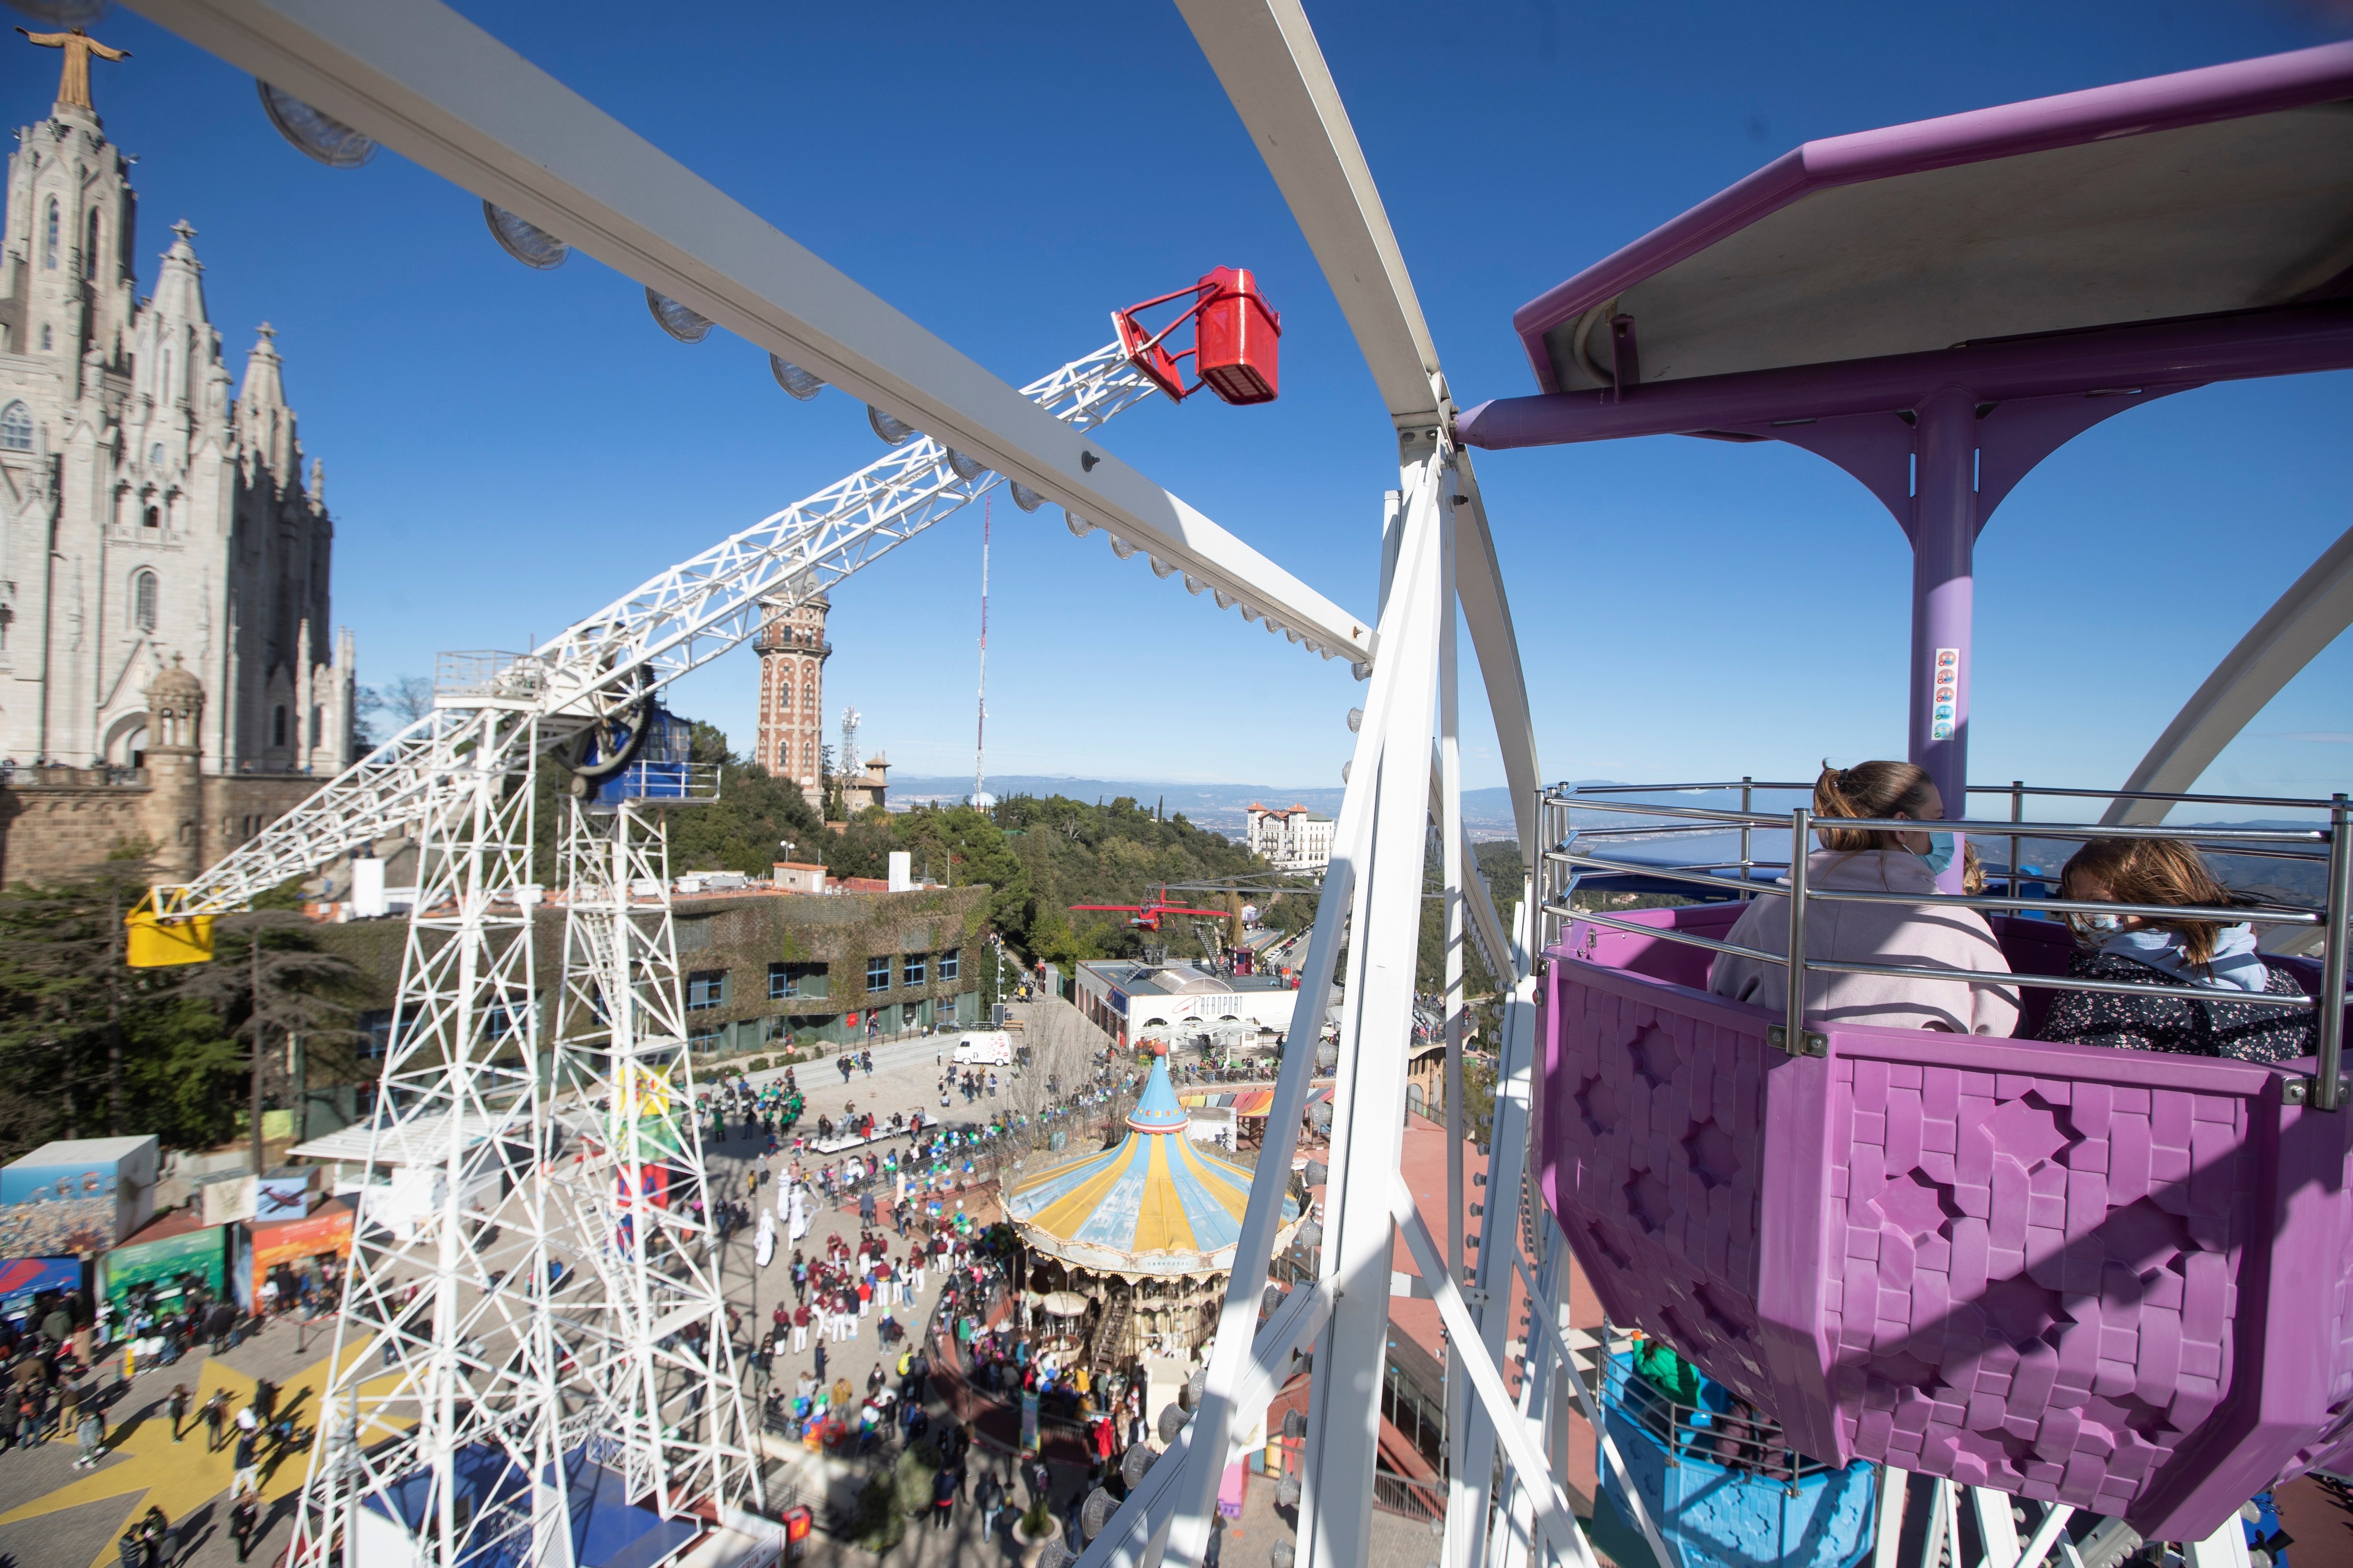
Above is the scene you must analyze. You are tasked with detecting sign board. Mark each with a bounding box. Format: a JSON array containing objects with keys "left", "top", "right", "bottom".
[
  {"left": 101, "top": 1224, "right": 225, "bottom": 1308},
  {"left": 0, "top": 1136, "right": 158, "bottom": 1256},
  {"left": 255, "top": 1172, "right": 312, "bottom": 1222},
  {"left": 202, "top": 1174, "right": 258, "bottom": 1227},
  {"left": 250, "top": 1203, "right": 354, "bottom": 1296},
  {"left": 1930, "top": 647, "right": 1960, "bottom": 742},
  {"left": 0, "top": 1257, "right": 83, "bottom": 1323}
]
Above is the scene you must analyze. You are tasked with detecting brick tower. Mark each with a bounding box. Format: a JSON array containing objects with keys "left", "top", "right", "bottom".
[{"left": 753, "top": 588, "right": 830, "bottom": 811}]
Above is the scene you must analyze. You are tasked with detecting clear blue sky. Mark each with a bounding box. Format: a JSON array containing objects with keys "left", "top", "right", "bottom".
[{"left": 15, "top": 0, "right": 2350, "bottom": 809}]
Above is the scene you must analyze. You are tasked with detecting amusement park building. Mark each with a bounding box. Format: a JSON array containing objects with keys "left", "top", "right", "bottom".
[
  {"left": 1072, "top": 955, "right": 1311, "bottom": 1049},
  {"left": 0, "top": 52, "right": 356, "bottom": 782},
  {"left": 316, "top": 879, "right": 991, "bottom": 1087}
]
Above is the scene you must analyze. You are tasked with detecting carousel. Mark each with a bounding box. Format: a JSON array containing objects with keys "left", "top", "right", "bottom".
[{"left": 1006, "top": 1050, "right": 1300, "bottom": 1365}]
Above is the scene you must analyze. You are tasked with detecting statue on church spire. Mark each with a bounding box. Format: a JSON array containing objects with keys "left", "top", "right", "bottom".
[{"left": 15, "top": 27, "right": 130, "bottom": 114}]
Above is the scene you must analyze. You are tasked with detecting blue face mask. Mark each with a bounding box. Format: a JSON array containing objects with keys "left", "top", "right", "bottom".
[{"left": 1916, "top": 832, "right": 1955, "bottom": 876}]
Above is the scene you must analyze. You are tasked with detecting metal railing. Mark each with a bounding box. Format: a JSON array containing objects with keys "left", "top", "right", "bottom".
[
  {"left": 1599, "top": 1352, "right": 1833, "bottom": 1492},
  {"left": 1538, "top": 780, "right": 2350, "bottom": 1109}
]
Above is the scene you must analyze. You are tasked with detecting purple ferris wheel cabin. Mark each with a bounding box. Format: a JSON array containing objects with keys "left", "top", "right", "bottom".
[{"left": 1456, "top": 41, "right": 2353, "bottom": 1542}]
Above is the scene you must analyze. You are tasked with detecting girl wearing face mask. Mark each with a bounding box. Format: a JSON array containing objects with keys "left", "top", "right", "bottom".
[
  {"left": 1708, "top": 761, "right": 2019, "bottom": 1035},
  {"left": 2036, "top": 838, "right": 2313, "bottom": 1062}
]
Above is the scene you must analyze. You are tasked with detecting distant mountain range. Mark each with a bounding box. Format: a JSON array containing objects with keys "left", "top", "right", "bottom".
[{"left": 886, "top": 774, "right": 1541, "bottom": 839}]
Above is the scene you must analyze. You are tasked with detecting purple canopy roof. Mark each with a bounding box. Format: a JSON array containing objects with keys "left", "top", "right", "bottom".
[{"left": 1480, "top": 40, "right": 2353, "bottom": 433}]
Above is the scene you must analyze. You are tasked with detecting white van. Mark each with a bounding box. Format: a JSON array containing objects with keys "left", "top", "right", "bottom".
[{"left": 951, "top": 1030, "right": 1014, "bottom": 1066}]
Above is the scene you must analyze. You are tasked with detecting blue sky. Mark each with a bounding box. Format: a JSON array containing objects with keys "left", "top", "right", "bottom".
[{"left": 14, "top": 0, "right": 2350, "bottom": 810}]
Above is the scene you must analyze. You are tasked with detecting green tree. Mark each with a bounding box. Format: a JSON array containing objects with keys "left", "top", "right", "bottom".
[{"left": 0, "top": 860, "right": 334, "bottom": 1158}]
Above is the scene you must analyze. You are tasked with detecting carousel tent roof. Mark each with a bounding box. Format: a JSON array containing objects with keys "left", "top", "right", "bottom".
[
  {"left": 1181, "top": 1085, "right": 1333, "bottom": 1118},
  {"left": 1007, "top": 1055, "right": 1296, "bottom": 1277}
]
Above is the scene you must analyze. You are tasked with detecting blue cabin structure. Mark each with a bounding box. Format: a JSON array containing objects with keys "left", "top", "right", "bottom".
[{"left": 1602, "top": 1348, "right": 1878, "bottom": 1568}]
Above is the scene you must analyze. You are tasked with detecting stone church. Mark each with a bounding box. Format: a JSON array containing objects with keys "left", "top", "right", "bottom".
[{"left": 0, "top": 40, "right": 356, "bottom": 883}]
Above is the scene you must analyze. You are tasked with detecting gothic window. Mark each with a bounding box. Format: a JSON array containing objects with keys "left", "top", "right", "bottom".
[
  {"left": 131, "top": 568, "right": 158, "bottom": 633},
  {"left": 84, "top": 208, "right": 99, "bottom": 280},
  {"left": 42, "top": 198, "right": 58, "bottom": 271},
  {"left": 39, "top": 325, "right": 51, "bottom": 352},
  {"left": 149, "top": 443, "right": 165, "bottom": 469},
  {"left": 143, "top": 505, "right": 159, "bottom": 530},
  {"left": 0, "top": 403, "right": 30, "bottom": 452},
  {"left": 273, "top": 705, "right": 288, "bottom": 747},
  {"left": 779, "top": 681, "right": 792, "bottom": 709}
]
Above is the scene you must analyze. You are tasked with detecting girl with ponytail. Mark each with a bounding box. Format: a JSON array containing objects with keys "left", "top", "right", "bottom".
[{"left": 1707, "top": 761, "right": 2019, "bottom": 1035}]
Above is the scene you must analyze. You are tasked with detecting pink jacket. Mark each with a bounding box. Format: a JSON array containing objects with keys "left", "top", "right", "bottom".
[{"left": 1707, "top": 849, "right": 2020, "bottom": 1036}]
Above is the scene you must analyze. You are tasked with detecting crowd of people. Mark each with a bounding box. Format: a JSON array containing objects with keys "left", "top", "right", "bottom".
[{"left": 1705, "top": 760, "right": 2323, "bottom": 1062}]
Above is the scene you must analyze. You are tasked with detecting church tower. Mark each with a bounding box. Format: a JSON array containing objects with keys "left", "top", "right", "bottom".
[
  {"left": 0, "top": 32, "right": 356, "bottom": 784},
  {"left": 753, "top": 590, "right": 830, "bottom": 812}
]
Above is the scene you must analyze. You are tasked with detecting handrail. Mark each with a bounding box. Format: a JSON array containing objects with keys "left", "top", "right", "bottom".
[
  {"left": 1569, "top": 779, "right": 2350, "bottom": 812},
  {"left": 1546, "top": 848, "right": 2323, "bottom": 926},
  {"left": 1540, "top": 783, "right": 2352, "bottom": 1102},
  {"left": 1560, "top": 793, "right": 2330, "bottom": 846}
]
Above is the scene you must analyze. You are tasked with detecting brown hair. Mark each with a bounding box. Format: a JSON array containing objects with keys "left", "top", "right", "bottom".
[
  {"left": 1812, "top": 761, "right": 1940, "bottom": 853},
  {"left": 2058, "top": 837, "right": 2240, "bottom": 966}
]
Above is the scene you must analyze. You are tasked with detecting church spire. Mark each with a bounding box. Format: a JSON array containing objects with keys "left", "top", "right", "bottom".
[{"left": 238, "top": 322, "right": 294, "bottom": 474}]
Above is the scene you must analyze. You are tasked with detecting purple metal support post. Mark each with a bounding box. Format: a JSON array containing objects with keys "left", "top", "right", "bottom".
[{"left": 1911, "top": 387, "right": 1975, "bottom": 887}]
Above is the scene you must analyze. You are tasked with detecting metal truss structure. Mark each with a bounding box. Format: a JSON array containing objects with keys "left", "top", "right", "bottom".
[
  {"left": 147, "top": 341, "right": 1162, "bottom": 921},
  {"left": 287, "top": 707, "right": 576, "bottom": 1568},
  {"left": 122, "top": 2, "right": 2336, "bottom": 1567},
  {"left": 546, "top": 785, "right": 760, "bottom": 1522}
]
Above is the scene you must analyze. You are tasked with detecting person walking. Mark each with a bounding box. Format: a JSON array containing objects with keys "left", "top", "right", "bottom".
[
  {"left": 73, "top": 1403, "right": 105, "bottom": 1469},
  {"left": 974, "top": 1467, "right": 1005, "bottom": 1535},
  {"left": 166, "top": 1384, "right": 190, "bottom": 1443},
  {"left": 230, "top": 1427, "right": 261, "bottom": 1498},
  {"left": 229, "top": 1495, "right": 261, "bottom": 1564},
  {"left": 202, "top": 1389, "right": 229, "bottom": 1451},
  {"left": 930, "top": 1463, "right": 958, "bottom": 1531}
]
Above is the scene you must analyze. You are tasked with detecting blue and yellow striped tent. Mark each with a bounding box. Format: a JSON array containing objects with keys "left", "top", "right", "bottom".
[{"left": 1007, "top": 1055, "right": 1297, "bottom": 1277}]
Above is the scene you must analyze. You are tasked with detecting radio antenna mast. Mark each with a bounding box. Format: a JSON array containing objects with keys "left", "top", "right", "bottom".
[{"left": 975, "top": 497, "right": 991, "bottom": 809}]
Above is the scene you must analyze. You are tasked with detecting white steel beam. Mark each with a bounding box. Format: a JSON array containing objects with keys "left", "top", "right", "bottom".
[
  {"left": 1173, "top": 0, "right": 1444, "bottom": 429},
  {"left": 1153, "top": 469, "right": 1440, "bottom": 1568},
  {"left": 2106, "top": 522, "right": 2353, "bottom": 826},
  {"left": 1172, "top": 1, "right": 1543, "bottom": 857},
  {"left": 1296, "top": 456, "right": 1447, "bottom": 1568},
  {"left": 1391, "top": 1179, "right": 1599, "bottom": 1568},
  {"left": 1076, "top": 1282, "right": 1334, "bottom": 1568},
  {"left": 124, "top": 0, "right": 1375, "bottom": 668},
  {"left": 1454, "top": 458, "right": 1546, "bottom": 862}
]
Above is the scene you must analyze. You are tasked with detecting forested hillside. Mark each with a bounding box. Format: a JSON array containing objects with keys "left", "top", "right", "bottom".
[{"left": 536, "top": 725, "right": 1313, "bottom": 971}]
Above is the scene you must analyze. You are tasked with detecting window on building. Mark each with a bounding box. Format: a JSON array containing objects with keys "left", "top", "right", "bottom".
[
  {"left": 357, "top": 1009, "right": 395, "bottom": 1060},
  {"left": 903, "top": 953, "right": 926, "bottom": 987},
  {"left": 0, "top": 402, "right": 30, "bottom": 452},
  {"left": 762, "top": 1015, "right": 792, "bottom": 1044},
  {"left": 901, "top": 1002, "right": 921, "bottom": 1028},
  {"left": 149, "top": 443, "right": 165, "bottom": 469},
  {"left": 84, "top": 208, "right": 99, "bottom": 280},
  {"left": 769, "top": 962, "right": 827, "bottom": 1000},
  {"left": 938, "top": 950, "right": 960, "bottom": 983},
  {"left": 131, "top": 569, "right": 158, "bottom": 633},
  {"left": 686, "top": 971, "right": 728, "bottom": 1010},
  {"left": 272, "top": 704, "right": 288, "bottom": 747},
  {"left": 143, "top": 505, "right": 159, "bottom": 530},
  {"left": 39, "top": 325, "right": 51, "bottom": 352},
  {"left": 866, "top": 955, "right": 891, "bottom": 992},
  {"left": 42, "top": 198, "right": 58, "bottom": 270},
  {"left": 689, "top": 1027, "right": 723, "bottom": 1053}
]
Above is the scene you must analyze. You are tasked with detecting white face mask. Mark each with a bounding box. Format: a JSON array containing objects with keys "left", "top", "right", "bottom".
[{"left": 2081, "top": 912, "right": 2125, "bottom": 934}]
